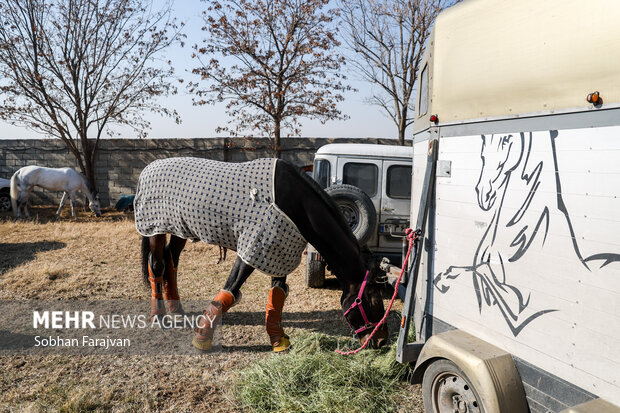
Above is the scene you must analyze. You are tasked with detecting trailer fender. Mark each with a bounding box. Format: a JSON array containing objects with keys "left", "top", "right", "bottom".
[{"left": 412, "top": 329, "right": 528, "bottom": 413}]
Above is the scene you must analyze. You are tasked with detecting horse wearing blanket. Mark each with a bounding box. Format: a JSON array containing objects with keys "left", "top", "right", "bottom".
[{"left": 136, "top": 157, "right": 388, "bottom": 352}]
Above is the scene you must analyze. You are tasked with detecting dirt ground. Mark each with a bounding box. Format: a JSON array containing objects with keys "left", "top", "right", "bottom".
[{"left": 0, "top": 206, "right": 423, "bottom": 412}]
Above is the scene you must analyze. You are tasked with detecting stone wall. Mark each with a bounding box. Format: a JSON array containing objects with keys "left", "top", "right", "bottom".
[{"left": 0, "top": 137, "right": 403, "bottom": 207}]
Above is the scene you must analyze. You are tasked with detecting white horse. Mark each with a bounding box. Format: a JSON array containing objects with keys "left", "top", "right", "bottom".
[{"left": 10, "top": 166, "right": 101, "bottom": 219}]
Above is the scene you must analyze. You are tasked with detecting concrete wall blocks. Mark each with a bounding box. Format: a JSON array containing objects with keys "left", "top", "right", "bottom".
[{"left": 0, "top": 137, "right": 404, "bottom": 207}]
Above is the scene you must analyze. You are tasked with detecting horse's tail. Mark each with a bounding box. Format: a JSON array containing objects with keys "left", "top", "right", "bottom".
[
  {"left": 10, "top": 170, "right": 19, "bottom": 216},
  {"left": 141, "top": 236, "right": 151, "bottom": 288}
]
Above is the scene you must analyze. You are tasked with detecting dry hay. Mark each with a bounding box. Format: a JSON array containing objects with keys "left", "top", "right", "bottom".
[{"left": 233, "top": 332, "right": 416, "bottom": 413}]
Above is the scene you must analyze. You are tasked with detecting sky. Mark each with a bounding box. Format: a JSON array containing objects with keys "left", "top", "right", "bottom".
[{"left": 0, "top": 0, "right": 398, "bottom": 140}]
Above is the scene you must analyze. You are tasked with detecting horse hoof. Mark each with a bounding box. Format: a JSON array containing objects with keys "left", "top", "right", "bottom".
[
  {"left": 168, "top": 302, "right": 184, "bottom": 315},
  {"left": 272, "top": 336, "right": 291, "bottom": 353},
  {"left": 192, "top": 337, "right": 213, "bottom": 351}
]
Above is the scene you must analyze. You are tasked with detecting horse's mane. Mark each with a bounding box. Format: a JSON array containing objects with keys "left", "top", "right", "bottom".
[{"left": 293, "top": 162, "right": 361, "bottom": 255}]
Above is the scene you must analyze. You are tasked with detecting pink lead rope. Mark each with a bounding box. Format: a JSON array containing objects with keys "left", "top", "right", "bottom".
[{"left": 335, "top": 228, "right": 418, "bottom": 356}]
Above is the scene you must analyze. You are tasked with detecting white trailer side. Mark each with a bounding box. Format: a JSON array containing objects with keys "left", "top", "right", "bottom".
[{"left": 401, "top": 1, "right": 620, "bottom": 412}]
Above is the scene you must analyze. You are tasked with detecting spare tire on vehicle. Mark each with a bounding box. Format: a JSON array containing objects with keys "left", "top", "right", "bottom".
[{"left": 324, "top": 184, "right": 377, "bottom": 245}]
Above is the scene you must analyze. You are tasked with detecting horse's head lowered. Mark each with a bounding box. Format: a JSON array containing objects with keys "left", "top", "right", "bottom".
[
  {"left": 476, "top": 133, "right": 524, "bottom": 211},
  {"left": 340, "top": 247, "right": 388, "bottom": 348},
  {"left": 89, "top": 193, "right": 101, "bottom": 217}
]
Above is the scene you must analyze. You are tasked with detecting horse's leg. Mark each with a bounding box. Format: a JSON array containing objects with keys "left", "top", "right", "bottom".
[
  {"left": 68, "top": 192, "right": 76, "bottom": 218},
  {"left": 148, "top": 234, "right": 167, "bottom": 320},
  {"left": 15, "top": 182, "right": 25, "bottom": 218},
  {"left": 163, "top": 235, "right": 186, "bottom": 314},
  {"left": 22, "top": 188, "right": 32, "bottom": 218},
  {"left": 15, "top": 191, "right": 22, "bottom": 218},
  {"left": 56, "top": 192, "right": 68, "bottom": 220},
  {"left": 266, "top": 276, "right": 290, "bottom": 352},
  {"left": 193, "top": 256, "right": 254, "bottom": 351}
]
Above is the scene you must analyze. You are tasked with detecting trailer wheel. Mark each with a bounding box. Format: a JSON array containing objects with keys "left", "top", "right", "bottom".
[
  {"left": 422, "top": 359, "right": 485, "bottom": 413},
  {"left": 324, "top": 184, "right": 376, "bottom": 245}
]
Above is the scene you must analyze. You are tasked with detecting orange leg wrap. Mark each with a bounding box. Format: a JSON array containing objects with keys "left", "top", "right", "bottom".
[
  {"left": 163, "top": 253, "right": 182, "bottom": 314},
  {"left": 194, "top": 301, "right": 223, "bottom": 341},
  {"left": 214, "top": 290, "right": 236, "bottom": 313},
  {"left": 148, "top": 261, "right": 166, "bottom": 319},
  {"left": 266, "top": 287, "right": 290, "bottom": 351},
  {"left": 192, "top": 290, "right": 236, "bottom": 351}
]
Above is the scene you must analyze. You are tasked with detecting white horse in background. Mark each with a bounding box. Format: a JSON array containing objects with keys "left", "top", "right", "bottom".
[{"left": 10, "top": 166, "right": 101, "bottom": 219}]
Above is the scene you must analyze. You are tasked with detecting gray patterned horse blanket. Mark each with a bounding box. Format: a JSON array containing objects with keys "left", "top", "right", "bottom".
[{"left": 134, "top": 157, "right": 307, "bottom": 277}]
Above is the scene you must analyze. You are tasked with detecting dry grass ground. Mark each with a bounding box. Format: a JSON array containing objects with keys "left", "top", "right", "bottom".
[{"left": 0, "top": 206, "right": 423, "bottom": 412}]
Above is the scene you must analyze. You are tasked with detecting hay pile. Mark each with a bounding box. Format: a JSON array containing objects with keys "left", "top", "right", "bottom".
[{"left": 233, "top": 332, "right": 412, "bottom": 413}]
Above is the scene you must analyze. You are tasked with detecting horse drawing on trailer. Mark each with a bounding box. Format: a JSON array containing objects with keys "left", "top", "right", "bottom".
[
  {"left": 434, "top": 131, "right": 620, "bottom": 336},
  {"left": 134, "top": 157, "right": 388, "bottom": 352},
  {"left": 10, "top": 166, "right": 101, "bottom": 219}
]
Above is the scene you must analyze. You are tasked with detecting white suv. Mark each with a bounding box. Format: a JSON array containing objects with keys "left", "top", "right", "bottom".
[{"left": 307, "top": 143, "right": 412, "bottom": 287}]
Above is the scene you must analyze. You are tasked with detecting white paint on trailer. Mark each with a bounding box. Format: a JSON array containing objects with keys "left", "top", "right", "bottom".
[
  {"left": 433, "top": 218, "right": 620, "bottom": 302},
  {"left": 431, "top": 251, "right": 620, "bottom": 346},
  {"left": 414, "top": 126, "right": 620, "bottom": 406},
  {"left": 429, "top": 292, "right": 620, "bottom": 390}
]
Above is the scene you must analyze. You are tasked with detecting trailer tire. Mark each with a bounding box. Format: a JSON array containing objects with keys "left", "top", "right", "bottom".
[
  {"left": 422, "top": 359, "right": 485, "bottom": 413},
  {"left": 325, "top": 184, "right": 376, "bottom": 245}
]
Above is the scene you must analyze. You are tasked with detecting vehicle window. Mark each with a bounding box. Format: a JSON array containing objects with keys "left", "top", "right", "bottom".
[
  {"left": 343, "top": 162, "right": 378, "bottom": 197},
  {"left": 418, "top": 64, "right": 428, "bottom": 117},
  {"left": 387, "top": 165, "right": 412, "bottom": 199},
  {"left": 313, "top": 159, "right": 330, "bottom": 189}
]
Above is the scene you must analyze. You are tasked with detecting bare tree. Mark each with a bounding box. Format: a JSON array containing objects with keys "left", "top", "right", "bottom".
[
  {"left": 0, "top": 0, "right": 183, "bottom": 191},
  {"left": 341, "top": 0, "right": 453, "bottom": 145},
  {"left": 191, "top": 0, "right": 351, "bottom": 157}
]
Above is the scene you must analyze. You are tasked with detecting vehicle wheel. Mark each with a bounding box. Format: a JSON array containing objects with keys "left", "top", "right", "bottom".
[
  {"left": 306, "top": 257, "right": 325, "bottom": 288},
  {"left": 422, "top": 359, "right": 485, "bottom": 413},
  {"left": 324, "top": 184, "right": 377, "bottom": 245},
  {"left": 0, "top": 189, "right": 11, "bottom": 212}
]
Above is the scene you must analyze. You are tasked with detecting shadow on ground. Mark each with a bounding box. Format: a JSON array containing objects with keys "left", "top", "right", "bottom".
[
  {"left": 223, "top": 309, "right": 402, "bottom": 339},
  {"left": 0, "top": 241, "right": 67, "bottom": 276}
]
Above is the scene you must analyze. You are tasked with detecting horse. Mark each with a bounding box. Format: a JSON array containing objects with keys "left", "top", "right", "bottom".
[
  {"left": 10, "top": 166, "right": 101, "bottom": 219},
  {"left": 135, "top": 157, "right": 388, "bottom": 352},
  {"left": 434, "top": 131, "right": 620, "bottom": 335}
]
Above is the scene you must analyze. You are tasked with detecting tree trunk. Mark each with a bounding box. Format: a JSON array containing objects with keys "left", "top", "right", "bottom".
[
  {"left": 398, "top": 107, "right": 408, "bottom": 146},
  {"left": 274, "top": 119, "right": 282, "bottom": 159},
  {"left": 83, "top": 153, "right": 97, "bottom": 195},
  {"left": 398, "top": 126, "right": 406, "bottom": 146},
  {"left": 79, "top": 134, "right": 98, "bottom": 195}
]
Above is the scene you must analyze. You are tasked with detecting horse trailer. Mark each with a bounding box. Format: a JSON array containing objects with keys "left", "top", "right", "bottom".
[{"left": 394, "top": 1, "right": 620, "bottom": 412}]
